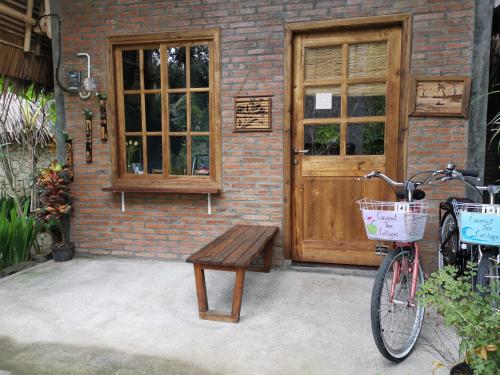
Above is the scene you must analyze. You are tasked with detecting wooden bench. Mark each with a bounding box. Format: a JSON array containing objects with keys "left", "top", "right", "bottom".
[{"left": 186, "top": 225, "right": 279, "bottom": 323}]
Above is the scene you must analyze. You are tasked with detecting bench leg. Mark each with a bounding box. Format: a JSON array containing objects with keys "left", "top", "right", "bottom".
[
  {"left": 193, "top": 264, "right": 208, "bottom": 313},
  {"left": 247, "top": 241, "right": 273, "bottom": 273},
  {"left": 263, "top": 240, "right": 273, "bottom": 273},
  {"left": 193, "top": 265, "right": 245, "bottom": 323},
  {"left": 231, "top": 267, "right": 246, "bottom": 322}
]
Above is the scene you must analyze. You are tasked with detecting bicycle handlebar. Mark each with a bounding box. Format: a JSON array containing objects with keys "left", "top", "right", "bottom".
[
  {"left": 362, "top": 165, "right": 499, "bottom": 204},
  {"left": 363, "top": 171, "right": 404, "bottom": 188},
  {"left": 456, "top": 169, "right": 479, "bottom": 178}
]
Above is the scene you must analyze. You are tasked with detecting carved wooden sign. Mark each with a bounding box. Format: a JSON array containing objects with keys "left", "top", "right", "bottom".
[
  {"left": 99, "top": 98, "right": 108, "bottom": 141},
  {"left": 83, "top": 109, "right": 93, "bottom": 163},
  {"left": 234, "top": 96, "right": 272, "bottom": 132},
  {"left": 97, "top": 93, "right": 108, "bottom": 141}
]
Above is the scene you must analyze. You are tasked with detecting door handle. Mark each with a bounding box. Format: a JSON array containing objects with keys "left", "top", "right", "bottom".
[{"left": 293, "top": 148, "right": 309, "bottom": 154}]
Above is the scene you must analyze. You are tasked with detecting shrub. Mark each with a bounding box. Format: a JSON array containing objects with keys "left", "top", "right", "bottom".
[
  {"left": 418, "top": 266, "right": 500, "bottom": 374},
  {"left": 35, "top": 161, "right": 72, "bottom": 245},
  {"left": 0, "top": 197, "right": 41, "bottom": 270}
]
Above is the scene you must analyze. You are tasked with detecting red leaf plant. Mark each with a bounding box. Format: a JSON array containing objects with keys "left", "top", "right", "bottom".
[{"left": 35, "top": 161, "right": 72, "bottom": 246}]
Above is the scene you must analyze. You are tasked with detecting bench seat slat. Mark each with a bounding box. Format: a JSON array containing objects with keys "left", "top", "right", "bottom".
[
  {"left": 221, "top": 226, "right": 270, "bottom": 266},
  {"left": 197, "top": 227, "right": 250, "bottom": 264},
  {"left": 186, "top": 226, "right": 245, "bottom": 263},
  {"left": 186, "top": 225, "right": 278, "bottom": 268},
  {"left": 210, "top": 226, "right": 265, "bottom": 266},
  {"left": 233, "top": 226, "right": 279, "bottom": 267}
]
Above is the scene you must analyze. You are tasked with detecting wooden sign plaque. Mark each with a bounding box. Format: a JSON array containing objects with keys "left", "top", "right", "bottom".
[{"left": 234, "top": 96, "right": 272, "bottom": 132}]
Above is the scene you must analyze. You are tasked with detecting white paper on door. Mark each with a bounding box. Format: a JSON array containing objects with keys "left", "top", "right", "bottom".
[{"left": 315, "top": 93, "right": 332, "bottom": 110}]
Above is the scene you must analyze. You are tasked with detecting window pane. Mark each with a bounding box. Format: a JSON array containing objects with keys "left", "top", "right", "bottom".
[
  {"left": 122, "top": 50, "right": 140, "bottom": 90},
  {"left": 347, "top": 83, "right": 386, "bottom": 117},
  {"left": 304, "top": 124, "right": 340, "bottom": 155},
  {"left": 170, "top": 136, "right": 187, "bottom": 175},
  {"left": 348, "top": 42, "right": 387, "bottom": 78},
  {"left": 145, "top": 94, "right": 162, "bottom": 131},
  {"left": 125, "top": 136, "right": 143, "bottom": 174},
  {"left": 169, "top": 94, "right": 187, "bottom": 132},
  {"left": 124, "top": 94, "right": 141, "bottom": 132},
  {"left": 168, "top": 47, "right": 186, "bottom": 88},
  {"left": 304, "top": 87, "right": 341, "bottom": 119},
  {"left": 304, "top": 46, "right": 342, "bottom": 81},
  {"left": 191, "top": 136, "right": 210, "bottom": 176},
  {"left": 190, "top": 45, "right": 209, "bottom": 88},
  {"left": 346, "top": 123, "right": 385, "bottom": 155},
  {"left": 144, "top": 48, "right": 161, "bottom": 89},
  {"left": 191, "top": 92, "right": 209, "bottom": 132},
  {"left": 147, "top": 136, "right": 163, "bottom": 174}
]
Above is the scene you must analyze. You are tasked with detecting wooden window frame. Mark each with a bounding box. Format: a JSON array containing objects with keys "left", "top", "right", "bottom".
[{"left": 104, "top": 29, "right": 221, "bottom": 194}]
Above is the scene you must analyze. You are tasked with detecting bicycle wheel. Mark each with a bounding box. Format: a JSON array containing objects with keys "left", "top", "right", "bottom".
[
  {"left": 371, "top": 247, "right": 425, "bottom": 362},
  {"left": 476, "top": 249, "right": 499, "bottom": 299},
  {"left": 439, "top": 210, "right": 459, "bottom": 271}
]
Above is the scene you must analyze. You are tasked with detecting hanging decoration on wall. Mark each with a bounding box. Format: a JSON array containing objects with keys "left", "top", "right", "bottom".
[
  {"left": 83, "top": 109, "right": 93, "bottom": 163},
  {"left": 64, "top": 131, "right": 74, "bottom": 180},
  {"left": 409, "top": 76, "right": 471, "bottom": 118},
  {"left": 96, "top": 92, "right": 108, "bottom": 141},
  {"left": 234, "top": 96, "right": 272, "bottom": 132}
]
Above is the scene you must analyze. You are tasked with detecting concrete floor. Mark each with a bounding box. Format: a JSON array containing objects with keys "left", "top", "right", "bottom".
[{"left": 0, "top": 258, "right": 456, "bottom": 375}]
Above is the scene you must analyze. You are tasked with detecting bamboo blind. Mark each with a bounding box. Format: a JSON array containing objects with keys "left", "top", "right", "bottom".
[
  {"left": 348, "top": 82, "right": 386, "bottom": 96},
  {"left": 305, "top": 46, "right": 342, "bottom": 81},
  {"left": 305, "top": 42, "right": 387, "bottom": 82},
  {"left": 348, "top": 42, "right": 387, "bottom": 78},
  {"left": 305, "top": 86, "right": 341, "bottom": 96}
]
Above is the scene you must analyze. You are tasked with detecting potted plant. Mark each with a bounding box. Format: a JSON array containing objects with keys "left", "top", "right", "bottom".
[
  {"left": 35, "top": 161, "right": 74, "bottom": 262},
  {"left": 418, "top": 266, "right": 499, "bottom": 375}
]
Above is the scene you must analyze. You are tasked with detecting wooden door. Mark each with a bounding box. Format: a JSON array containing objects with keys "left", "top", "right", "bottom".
[{"left": 291, "top": 26, "right": 403, "bottom": 266}]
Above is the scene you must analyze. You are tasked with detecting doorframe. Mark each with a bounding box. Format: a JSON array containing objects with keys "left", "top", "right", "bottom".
[{"left": 283, "top": 14, "right": 412, "bottom": 259}]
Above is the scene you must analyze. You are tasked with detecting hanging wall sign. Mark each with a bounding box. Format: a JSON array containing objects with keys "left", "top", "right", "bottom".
[
  {"left": 234, "top": 96, "right": 272, "bottom": 132},
  {"left": 65, "top": 138, "right": 74, "bottom": 180},
  {"left": 83, "top": 109, "right": 93, "bottom": 163},
  {"left": 97, "top": 93, "right": 108, "bottom": 141}
]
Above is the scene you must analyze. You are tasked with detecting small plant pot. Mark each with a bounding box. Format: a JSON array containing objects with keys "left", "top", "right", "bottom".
[
  {"left": 51, "top": 242, "right": 75, "bottom": 262},
  {"left": 450, "top": 362, "right": 473, "bottom": 375}
]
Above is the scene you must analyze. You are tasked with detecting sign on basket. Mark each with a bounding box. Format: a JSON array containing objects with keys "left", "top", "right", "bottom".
[
  {"left": 361, "top": 208, "right": 427, "bottom": 242},
  {"left": 459, "top": 212, "right": 500, "bottom": 246}
]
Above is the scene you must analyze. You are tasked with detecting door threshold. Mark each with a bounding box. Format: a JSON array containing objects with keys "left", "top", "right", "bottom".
[{"left": 290, "top": 261, "right": 377, "bottom": 278}]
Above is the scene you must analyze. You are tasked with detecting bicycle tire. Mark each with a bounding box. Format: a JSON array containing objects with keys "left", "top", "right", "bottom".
[
  {"left": 439, "top": 210, "right": 459, "bottom": 271},
  {"left": 371, "top": 247, "right": 425, "bottom": 362},
  {"left": 476, "top": 249, "right": 499, "bottom": 298}
]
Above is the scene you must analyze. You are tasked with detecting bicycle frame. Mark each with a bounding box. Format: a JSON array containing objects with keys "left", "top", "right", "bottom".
[{"left": 389, "top": 242, "right": 420, "bottom": 307}]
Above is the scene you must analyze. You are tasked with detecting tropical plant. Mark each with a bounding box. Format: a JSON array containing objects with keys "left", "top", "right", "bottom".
[
  {"left": 0, "top": 198, "right": 42, "bottom": 271},
  {"left": 362, "top": 122, "right": 385, "bottom": 155},
  {"left": 418, "top": 266, "right": 499, "bottom": 374},
  {"left": 0, "top": 78, "right": 55, "bottom": 215},
  {"left": 35, "top": 161, "right": 72, "bottom": 245}
]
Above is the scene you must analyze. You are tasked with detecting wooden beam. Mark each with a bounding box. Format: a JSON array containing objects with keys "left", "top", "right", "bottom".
[
  {"left": 0, "top": 4, "right": 36, "bottom": 25},
  {"left": 24, "top": 0, "right": 34, "bottom": 52}
]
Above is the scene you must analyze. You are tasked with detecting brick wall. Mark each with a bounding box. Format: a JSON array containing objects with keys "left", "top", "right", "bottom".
[{"left": 60, "top": 0, "right": 475, "bottom": 271}]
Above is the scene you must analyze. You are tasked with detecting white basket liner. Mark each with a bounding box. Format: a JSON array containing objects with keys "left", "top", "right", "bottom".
[{"left": 357, "top": 198, "right": 429, "bottom": 242}]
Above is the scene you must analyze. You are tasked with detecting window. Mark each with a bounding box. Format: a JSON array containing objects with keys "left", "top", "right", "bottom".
[{"left": 107, "top": 30, "right": 221, "bottom": 193}]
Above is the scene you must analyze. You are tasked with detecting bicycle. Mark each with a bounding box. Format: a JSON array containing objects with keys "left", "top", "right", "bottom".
[
  {"left": 358, "top": 167, "right": 500, "bottom": 363},
  {"left": 436, "top": 164, "right": 500, "bottom": 295},
  {"left": 357, "top": 170, "right": 430, "bottom": 362},
  {"left": 452, "top": 199, "right": 500, "bottom": 298}
]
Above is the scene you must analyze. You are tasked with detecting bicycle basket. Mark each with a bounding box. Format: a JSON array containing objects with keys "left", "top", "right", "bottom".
[
  {"left": 357, "top": 198, "right": 429, "bottom": 242},
  {"left": 452, "top": 201, "right": 500, "bottom": 246}
]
